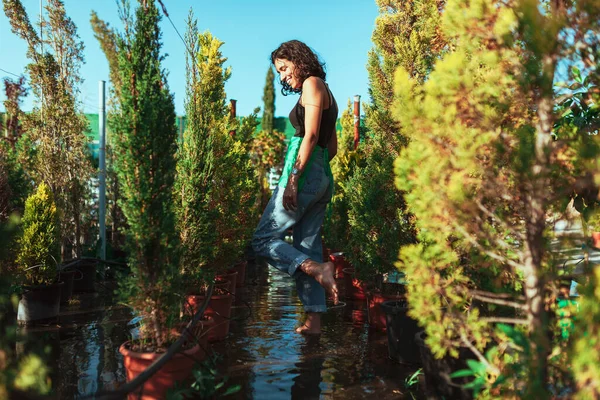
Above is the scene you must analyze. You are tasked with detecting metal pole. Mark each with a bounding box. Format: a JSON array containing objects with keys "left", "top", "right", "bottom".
[
  {"left": 353, "top": 95, "right": 361, "bottom": 150},
  {"left": 98, "top": 81, "right": 107, "bottom": 264}
]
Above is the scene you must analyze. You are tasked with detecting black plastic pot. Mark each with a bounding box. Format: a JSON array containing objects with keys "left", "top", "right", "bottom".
[
  {"left": 58, "top": 270, "right": 76, "bottom": 304},
  {"left": 17, "top": 282, "right": 64, "bottom": 324},
  {"left": 73, "top": 260, "right": 97, "bottom": 292},
  {"left": 415, "top": 331, "right": 473, "bottom": 400},
  {"left": 380, "top": 300, "right": 421, "bottom": 364}
]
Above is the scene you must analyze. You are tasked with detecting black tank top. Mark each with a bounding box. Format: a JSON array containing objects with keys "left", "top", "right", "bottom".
[{"left": 289, "top": 80, "right": 338, "bottom": 148}]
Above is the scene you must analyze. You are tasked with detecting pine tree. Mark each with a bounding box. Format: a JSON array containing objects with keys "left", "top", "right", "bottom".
[
  {"left": 110, "top": 0, "right": 179, "bottom": 347},
  {"left": 344, "top": 0, "right": 445, "bottom": 282},
  {"left": 262, "top": 66, "right": 275, "bottom": 133},
  {"left": 394, "top": 0, "right": 600, "bottom": 396}
]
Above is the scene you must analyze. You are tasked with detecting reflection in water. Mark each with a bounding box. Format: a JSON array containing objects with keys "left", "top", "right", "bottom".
[
  {"left": 18, "top": 262, "right": 420, "bottom": 399},
  {"left": 291, "top": 335, "right": 324, "bottom": 400}
]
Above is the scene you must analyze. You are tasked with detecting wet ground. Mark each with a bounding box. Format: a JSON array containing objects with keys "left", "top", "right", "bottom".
[{"left": 17, "top": 261, "right": 422, "bottom": 399}]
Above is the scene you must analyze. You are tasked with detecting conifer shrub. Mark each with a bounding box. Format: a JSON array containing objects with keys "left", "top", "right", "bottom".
[{"left": 17, "top": 183, "right": 60, "bottom": 286}]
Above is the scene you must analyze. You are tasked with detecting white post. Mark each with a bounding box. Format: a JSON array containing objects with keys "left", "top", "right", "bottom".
[{"left": 98, "top": 81, "right": 107, "bottom": 264}]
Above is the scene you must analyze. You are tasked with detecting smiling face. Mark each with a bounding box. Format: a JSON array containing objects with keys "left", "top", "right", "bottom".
[{"left": 274, "top": 58, "right": 301, "bottom": 90}]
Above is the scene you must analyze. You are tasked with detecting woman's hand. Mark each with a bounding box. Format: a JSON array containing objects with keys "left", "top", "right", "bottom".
[{"left": 283, "top": 175, "right": 299, "bottom": 211}]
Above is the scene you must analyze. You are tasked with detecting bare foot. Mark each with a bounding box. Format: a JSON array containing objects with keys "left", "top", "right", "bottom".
[
  {"left": 300, "top": 260, "right": 339, "bottom": 305},
  {"left": 295, "top": 313, "right": 321, "bottom": 335}
]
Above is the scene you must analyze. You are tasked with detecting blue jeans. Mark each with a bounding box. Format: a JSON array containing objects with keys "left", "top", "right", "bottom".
[{"left": 252, "top": 150, "right": 333, "bottom": 313}]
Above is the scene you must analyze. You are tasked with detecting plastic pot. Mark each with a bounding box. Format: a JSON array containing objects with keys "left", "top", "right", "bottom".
[
  {"left": 415, "top": 331, "right": 474, "bottom": 399},
  {"left": 17, "top": 282, "right": 64, "bottom": 324},
  {"left": 380, "top": 300, "right": 420, "bottom": 364},
  {"left": 368, "top": 292, "right": 405, "bottom": 331}
]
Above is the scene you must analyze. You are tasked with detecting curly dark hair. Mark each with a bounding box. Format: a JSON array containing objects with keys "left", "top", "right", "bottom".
[{"left": 271, "top": 40, "right": 326, "bottom": 96}]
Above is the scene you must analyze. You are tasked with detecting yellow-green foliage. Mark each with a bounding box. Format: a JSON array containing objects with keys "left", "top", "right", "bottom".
[
  {"left": 394, "top": 0, "right": 600, "bottom": 397},
  {"left": 323, "top": 100, "right": 362, "bottom": 251},
  {"left": 176, "top": 13, "right": 259, "bottom": 283},
  {"left": 17, "top": 183, "right": 60, "bottom": 286},
  {"left": 571, "top": 266, "right": 600, "bottom": 398},
  {"left": 344, "top": 0, "right": 445, "bottom": 281}
]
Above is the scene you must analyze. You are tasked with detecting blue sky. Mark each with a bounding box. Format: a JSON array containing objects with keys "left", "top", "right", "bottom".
[{"left": 0, "top": 0, "right": 379, "bottom": 117}]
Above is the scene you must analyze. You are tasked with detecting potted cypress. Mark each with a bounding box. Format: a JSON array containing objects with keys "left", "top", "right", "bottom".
[
  {"left": 16, "top": 183, "right": 63, "bottom": 324},
  {"left": 105, "top": 1, "right": 200, "bottom": 398},
  {"left": 175, "top": 15, "right": 243, "bottom": 342}
]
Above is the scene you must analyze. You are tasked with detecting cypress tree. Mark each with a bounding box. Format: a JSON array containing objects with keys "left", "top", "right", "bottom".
[
  {"left": 110, "top": 0, "right": 179, "bottom": 347},
  {"left": 262, "top": 66, "right": 275, "bottom": 133}
]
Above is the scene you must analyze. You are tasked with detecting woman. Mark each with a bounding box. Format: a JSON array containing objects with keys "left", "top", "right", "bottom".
[{"left": 252, "top": 40, "right": 339, "bottom": 335}]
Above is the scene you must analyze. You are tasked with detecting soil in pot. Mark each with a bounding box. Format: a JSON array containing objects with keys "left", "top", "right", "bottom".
[
  {"left": 58, "top": 269, "right": 76, "bottom": 304},
  {"left": 119, "top": 340, "right": 203, "bottom": 400},
  {"left": 17, "top": 282, "right": 64, "bottom": 325},
  {"left": 415, "top": 331, "right": 474, "bottom": 400},
  {"left": 73, "top": 260, "right": 97, "bottom": 292},
  {"left": 186, "top": 291, "right": 233, "bottom": 342},
  {"left": 380, "top": 300, "right": 420, "bottom": 364}
]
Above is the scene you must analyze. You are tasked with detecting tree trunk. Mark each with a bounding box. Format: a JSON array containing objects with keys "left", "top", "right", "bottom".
[{"left": 522, "top": 66, "right": 556, "bottom": 397}]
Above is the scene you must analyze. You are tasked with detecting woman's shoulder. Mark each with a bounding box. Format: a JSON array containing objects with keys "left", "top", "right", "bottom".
[{"left": 301, "top": 76, "right": 327, "bottom": 95}]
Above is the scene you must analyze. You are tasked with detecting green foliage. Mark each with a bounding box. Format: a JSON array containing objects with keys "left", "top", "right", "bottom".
[
  {"left": 3, "top": 0, "right": 93, "bottom": 257},
  {"left": 344, "top": 0, "right": 445, "bottom": 283},
  {"left": 17, "top": 183, "right": 60, "bottom": 286},
  {"left": 323, "top": 100, "right": 363, "bottom": 251},
  {"left": 393, "top": 0, "right": 600, "bottom": 397},
  {"left": 166, "top": 356, "right": 241, "bottom": 399},
  {"left": 176, "top": 11, "right": 259, "bottom": 287},
  {"left": 110, "top": 0, "right": 180, "bottom": 347},
  {"left": 262, "top": 66, "right": 276, "bottom": 133}
]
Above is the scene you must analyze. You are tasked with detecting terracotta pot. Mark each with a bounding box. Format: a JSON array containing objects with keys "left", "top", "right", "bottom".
[
  {"left": 216, "top": 271, "right": 238, "bottom": 296},
  {"left": 119, "top": 341, "right": 203, "bottom": 400},
  {"left": 367, "top": 292, "right": 406, "bottom": 331},
  {"left": 174, "top": 316, "right": 214, "bottom": 363},
  {"left": 352, "top": 309, "right": 367, "bottom": 326},
  {"left": 186, "top": 293, "right": 233, "bottom": 342},
  {"left": 330, "top": 252, "right": 348, "bottom": 279},
  {"left": 592, "top": 232, "right": 600, "bottom": 249},
  {"left": 342, "top": 268, "right": 366, "bottom": 300},
  {"left": 229, "top": 261, "right": 246, "bottom": 287},
  {"left": 322, "top": 247, "right": 330, "bottom": 263},
  {"left": 213, "top": 278, "right": 230, "bottom": 293}
]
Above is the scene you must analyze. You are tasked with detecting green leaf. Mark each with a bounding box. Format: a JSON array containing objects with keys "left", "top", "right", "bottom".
[
  {"left": 572, "top": 66, "right": 582, "bottom": 83},
  {"left": 450, "top": 369, "right": 475, "bottom": 378},
  {"left": 466, "top": 359, "right": 486, "bottom": 375}
]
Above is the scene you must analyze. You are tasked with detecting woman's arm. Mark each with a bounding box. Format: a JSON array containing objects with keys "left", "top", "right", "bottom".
[{"left": 282, "top": 77, "right": 325, "bottom": 211}]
